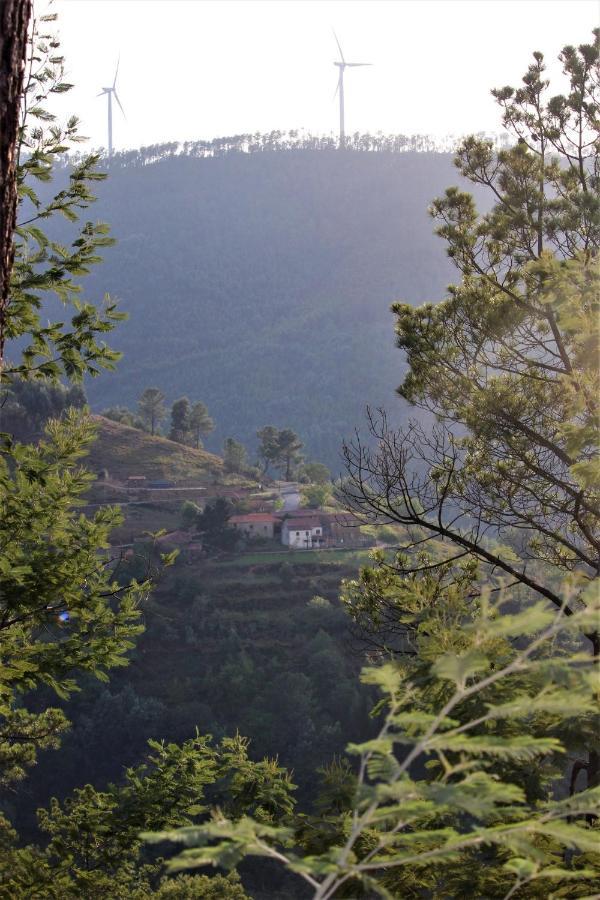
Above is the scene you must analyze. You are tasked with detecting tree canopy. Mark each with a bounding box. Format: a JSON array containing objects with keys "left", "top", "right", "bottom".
[
  {"left": 257, "top": 425, "right": 303, "bottom": 479},
  {"left": 144, "top": 31, "right": 600, "bottom": 897},
  {"left": 343, "top": 33, "right": 599, "bottom": 644},
  {"left": 138, "top": 387, "right": 167, "bottom": 435}
]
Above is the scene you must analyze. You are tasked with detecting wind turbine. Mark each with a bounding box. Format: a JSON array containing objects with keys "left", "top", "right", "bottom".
[
  {"left": 333, "top": 32, "right": 371, "bottom": 149},
  {"left": 98, "top": 59, "right": 125, "bottom": 156}
]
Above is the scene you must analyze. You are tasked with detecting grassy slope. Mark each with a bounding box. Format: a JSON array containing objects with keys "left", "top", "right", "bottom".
[{"left": 87, "top": 415, "right": 223, "bottom": 482}]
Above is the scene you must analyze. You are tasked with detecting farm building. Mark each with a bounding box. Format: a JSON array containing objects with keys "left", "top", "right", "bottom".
[
  {"left": 229, "top": 513, "right": 278, "bottom": 540},
  {"left": 282, "top": 516, "right": 326, "bottom": 550}
]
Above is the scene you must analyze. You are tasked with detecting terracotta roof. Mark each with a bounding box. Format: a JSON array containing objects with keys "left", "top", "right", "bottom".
[
  {"left": 230, "top": 513, "right": 277, "bottom": 524},
  {"left": 284, "top": 517, "right": 323, "bottom": 530}
]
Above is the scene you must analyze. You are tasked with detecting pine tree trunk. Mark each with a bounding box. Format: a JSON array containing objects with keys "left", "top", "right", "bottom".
[
  {"left": 590, "top": 632, "right": 600, "bottom": 790},
  {"left": 0, "top": 0, "right": 31, "bottom": 369}
]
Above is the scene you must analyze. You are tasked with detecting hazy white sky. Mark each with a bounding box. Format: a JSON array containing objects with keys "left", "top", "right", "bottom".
[{"left": 49, "top": 0, "right": 598, "bottom": 151}]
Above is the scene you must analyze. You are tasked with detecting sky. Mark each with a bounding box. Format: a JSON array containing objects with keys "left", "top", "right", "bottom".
[{"left": 48, "top": 0, "right": 598, "bottom": 152}]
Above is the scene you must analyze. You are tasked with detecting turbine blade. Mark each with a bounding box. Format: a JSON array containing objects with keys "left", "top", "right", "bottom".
[
  {"left": 113, "top": 55, "right": 120, "bottom": 89},
  {"left": 97, "top": 90, "right": 106, "bottom": 97},
  {"left": 346, "top": 62, "right": 372, "bottom": 67},
  {"left": 333, "top": 65, "right": 343, "bottom": 100},
  {"left": 113, "top": 89, "right": 126, "bottom": 119},
  {"left": 332, "top": 28, "right": 345, "bottom": 63}
]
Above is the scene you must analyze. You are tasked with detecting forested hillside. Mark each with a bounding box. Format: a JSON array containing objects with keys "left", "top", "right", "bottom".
[{"left": 69, "top": 147, "right": 459, "bottom": 464}]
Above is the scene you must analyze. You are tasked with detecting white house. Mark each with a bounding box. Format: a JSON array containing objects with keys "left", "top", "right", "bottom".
[{"left": 281, "top": 516, "right": 325, "bottom": 550}]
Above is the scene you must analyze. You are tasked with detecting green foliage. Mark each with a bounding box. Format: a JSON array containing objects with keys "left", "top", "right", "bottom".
[
  {"left": 0, "top": 733, "right": 290, "bottom": 897},
  {"left": 169, "top": 397, "right": 192, "bottom": 444},
  {"left": 0, "top": 8, "right": 171, "bottom": 861},
  {"left": 300, "top": 462, "right": 331, "bottom": 485},
  {"left": 28, "top": 555, "right": 373, "bottom": 825},
  {"left": 7, "top": 15, "right": 123, "bottom": 386},
  {"left": 189, "top": 402, "right": 215, "bottom": 450},
  {"left": 147, "top": 589, "right": 600, "bottom": 898},
  {"left": 256, "top": 426, "right": 280, "bottom": 475},
  {"left": 0, "top": 31, "right": 152, "bottom": 761},
  {"left": 276, "top": 429, "right": 304, "bottom": 480},
  {"left": 65, "top": 141, "right": 459, "bottom": 468},
  {"left": 0, "top": 376, "right": 86, "bottom": 438},
  {"left": 223, "top": 437, "right": 247, "bottom": 474},
  {"left": 168, "top": 398, "right": 214, "bottom": 448},
  {"left": 342, "top": 33, "right": 600, "bottom": 656},
  {"left": 195, "top": 498, "right": 237, "bottom": 553},
  {"left": 180, "top": 500, "right": 201, "bottom": 530},
  {"left": 138, "top": 387, "right": 167, "bottom": 436},
  {"left": 393, "top": 33, "right": 598, "bottom": 587},
  {"left": 147, "top": 872, "right": 248, "bottom": 898},
  {"left": 257, "top": 426, "right": 303, "bottom": 479},
  {"left": 102, "top": 403, "right": 147, "bottom": 430},
  {"left": 0, "top": 381, "right": 148, "bottom": 784},
  {"left": 143, "top": 33, "right": 600, "bottom": 898},
  {"left": 301, "top": 483, "right": 332, "bottom": 509}
]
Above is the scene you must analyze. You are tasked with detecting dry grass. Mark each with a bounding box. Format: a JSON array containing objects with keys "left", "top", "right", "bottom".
[{"left": 86, "top": 416, "right": 223, "bottom": 483}]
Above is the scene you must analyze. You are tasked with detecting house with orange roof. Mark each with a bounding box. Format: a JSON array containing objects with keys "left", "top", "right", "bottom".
[{"left": 229, "top": 512, "right": 278, "bottom": 540}]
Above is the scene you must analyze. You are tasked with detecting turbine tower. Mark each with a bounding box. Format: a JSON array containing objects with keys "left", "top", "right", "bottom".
[
  {"left": 333, "top": 32, "right": 371, "bottom": 149},
  {"left": 98, "top": 59, "right": 125, "bottom": 156}
]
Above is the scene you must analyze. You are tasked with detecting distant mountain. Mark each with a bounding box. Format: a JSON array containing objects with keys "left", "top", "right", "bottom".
[{"left": 64, "top": 146, "right": 463, "bottom": 466}]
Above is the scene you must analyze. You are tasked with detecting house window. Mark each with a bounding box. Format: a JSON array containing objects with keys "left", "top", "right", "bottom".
[
  {"left": 296, "top": 531, "right": 300, "bottom": 536},
  {"left": 305, "top": 530, "right": 309, "bottom": 535},
  {"left": 315, "top": 528, "right": 321, "bottom": 534}
]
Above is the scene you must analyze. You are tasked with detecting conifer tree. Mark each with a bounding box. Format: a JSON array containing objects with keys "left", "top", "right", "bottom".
[
  {"left": 256, "top": 425, "right": 303, "bottom": 479},
  {"left": 145, "top": 32, "right": 600, "bottom": 897},
  {"left": 0, "top": 7, "right": 168, "bottom": 812},
  {"left": 137, "top": 387, "right": 166, "bottom": 435},
  {"left": 0, "top": 0, "right": 32, "bottom": 320},
  {"left": 223, "top": 437, "right": 247, "bottom": 474},
  {"left": 256, "top": 425, "right": 280, "bottom": 475},
  {"left": 189, "top": 400, "right": 214, "bottom": 449},
  {"left": 342, "top": 31, "right": 600, "bottom": 785},
  {"left": 169, "top": 396, "right": 192, "bottom": 444},
  {"left": 276, "top": 427, "right": 303, "bottom": 480}
]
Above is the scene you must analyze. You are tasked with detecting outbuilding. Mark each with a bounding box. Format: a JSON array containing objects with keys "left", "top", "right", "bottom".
[{"left": 229, "top": 513, "right": 277, "bottom": 540}]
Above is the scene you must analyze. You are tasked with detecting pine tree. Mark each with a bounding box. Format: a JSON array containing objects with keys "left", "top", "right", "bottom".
[
  {"left": 144, "top": 32, "right": 600, "bottom": 896},
  {"left": 189, "top": 401, "right": 214, "bottom": 449},
  {"left": 137, "top": 387, "right": 166, "bottom": 435},
  {"left": 256, "top": 425, "right": 280, "bottom": 475},
  {"left": 276, "top": 428, "right": 303, "bottom": 480},
  {"left": 169, "top": 397, "right": 191, "bottom": 444},
  {"left": 256, "top": 426, "right": 304, "bottom": 479},
  {"left": 342, "top": 31, "right": 600, "bottom": 785},
  {"left": 223, "top": 437, "right": 247, "bottom": 474},
  {"left": 0, "top": 0, "right": 32, "bottom": 323},
  {"left": 0, "top": 7, "right": 170, "bottom": 821}
]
